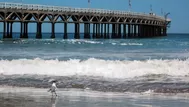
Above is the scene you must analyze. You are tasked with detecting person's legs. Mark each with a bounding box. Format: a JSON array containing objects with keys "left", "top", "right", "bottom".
[
  {"left": 51, "top": 92, "right": 53, "bottom": 97},
  {"left": 54, "top": 91, "right": 57, "bottom": 96}
]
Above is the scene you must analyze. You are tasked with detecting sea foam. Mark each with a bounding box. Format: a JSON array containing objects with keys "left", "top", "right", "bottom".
[{"left": 0, "top": 58, "right": 189, "bottom": 79}]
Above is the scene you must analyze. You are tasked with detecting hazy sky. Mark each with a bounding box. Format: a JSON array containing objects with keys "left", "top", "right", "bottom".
[{"left": 0, "top": 0, "right": 189, "bottom": 33}]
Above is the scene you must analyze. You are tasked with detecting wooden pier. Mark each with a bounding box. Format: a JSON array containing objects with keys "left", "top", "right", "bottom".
[{"left": 0, "top": 2, "right": 171, "bottom": 39}]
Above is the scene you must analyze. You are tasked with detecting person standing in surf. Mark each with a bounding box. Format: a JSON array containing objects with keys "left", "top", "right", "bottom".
[{"left": 48, "top": 81, "right": 58, "bottom": 97}]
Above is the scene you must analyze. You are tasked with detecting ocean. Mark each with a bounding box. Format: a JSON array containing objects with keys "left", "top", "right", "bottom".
[{"left": 0, "top": 33, "right": 189, "bottom": 107}]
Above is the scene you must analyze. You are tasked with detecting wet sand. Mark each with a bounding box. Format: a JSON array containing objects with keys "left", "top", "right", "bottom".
[{"left": 1, "top": 86, "right": 189, "bottom": 107}]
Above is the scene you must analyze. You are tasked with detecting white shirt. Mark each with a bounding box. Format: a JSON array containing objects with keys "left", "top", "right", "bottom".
[{"left": 52, "top": 83, "right": 57, "bottom": 89}]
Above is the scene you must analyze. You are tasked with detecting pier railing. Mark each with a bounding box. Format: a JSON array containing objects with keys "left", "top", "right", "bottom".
[{"left": 0, "top": 2, "right": 165, "bottom": 21}]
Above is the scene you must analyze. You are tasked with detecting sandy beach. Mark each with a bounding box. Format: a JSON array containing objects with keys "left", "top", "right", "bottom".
[{"left": 1, "top": 86, "right": 189, "bottom": 107}]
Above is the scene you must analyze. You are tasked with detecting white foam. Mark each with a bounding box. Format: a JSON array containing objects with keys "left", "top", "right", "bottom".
[
  {"left": 112, "top": 43, "right": 116, "bottom": 45},
  {"left": 120, "top": 43, "right": 143, "bottom": 46},
  {"left": 0, "top": 58, "right": 189, "bottom": 79},
  {"left": 67, "top": 39, "right": 103, "bottom": 45}
]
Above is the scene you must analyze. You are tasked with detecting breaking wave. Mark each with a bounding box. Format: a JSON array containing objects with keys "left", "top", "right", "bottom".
[
  {"left": 1, "top": 58, "right": 189, "bottom": 93},
  {"left": 0, "top": 58, "right": 189, "bottom": 78}
]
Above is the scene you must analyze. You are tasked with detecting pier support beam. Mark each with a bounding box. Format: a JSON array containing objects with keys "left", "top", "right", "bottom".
[
  {"left": 115, "top": 24, "right": 118, "bottom": 38},
  {"left": 10, "top": 22, "right": 13, "bottom": 38},
  {"left": 131, "top": 25, "right": 134, "bottom": 37},
  {"left": 158, "top": 27, "right": 161, "bottom": 36},
  {"left": 144, "top": 25, "right": 146, "bottom": 37},
  {"left": 84, "top": 23, "right": 90, "bottom": 39},
  {"left": 98, "top": 24, "right": 100, "bottom": 38},
  {"left": 153, "top": 26, "right": 156, "bottom": 37},
  {"left": 3, "top": 21, "right": 6, "bottom": 38},
  {"left": 92, "top": 23, "right": 96, "bottom": 39},
  {"left": 134, "top": 25, "right": 137, "bottom": 37},
  {"left": 51, "top": 23, "right": 55, "bottom": 38},
  {"left": 6, "top": 22, "right": 10, "bottom": 38},
  {"left": 26, "top": 23, "right": 28, "bottom": 38},
  {"left": 141, "top": 25, "right": 144, "bottom": 38},
  {"left": 138, "top": 25, "right": 140, "bottom": 37},
  {"left": 163, "top": 27, "right": 167, "bottom": 36},
  {"left": 128, "top": 24, "right": 131, "bottom": 38},
  {"left": 22, "top": 22, "right": 28, "bottom": 38},
  {"left": 95, "top": 23, "right": 98, "bottom": 38},
  {"left": 88, "top": 23, "right": 91, "bottom": 39},
  {"left": 145, "top": 25, "right": 149, "bottom": 37},
  {"left": 74, "top": 23, "right": 80, "bottom": 39},
  {"left": 101, "top": 23, "right": 103, "bottom": 38},
  {"left": 155, "top": 26, "right": 157, "bottom": 36},
  {"left": 160, "top": 27, "right": 163, "bottom": 36},
  {"left": 36, "top": 22, "right": 42, "bottom": 39},
  {"left": 151, "top": 26, "right": 154, "bottom": 37},
  {"left": 118, "top": 24, "right": 121, "bottom": 38},
  {"left": 112, "top": 24, "right": 114, "bottom": 38},
  {"left": 96, "top": 23, "right": 100, "bottom": 38},
  {"left": 123, "top": 24, "right": 126, "bottom": 38},
  {"left": 149, "top": 26, "right": 151, "bottom": 37},
  {"left": 104, "top": 24, "right": 107, "bottom": 39},
  {"left": 20, "top": 22, "right": 23, "bottom": 38},
  {"left": 84, "top": 23, "right": 87, "bottom": 38},
  {"left": 145, "top": 25, "right": 148, "bottom": 37},
  {"left": 107, "top": 24, "right": 110, "bottom": 39},
  {"left": 64, "top": 23, "right": 68, "bottom": 39},
  {"left": 138, "top": 25, "right": 141, "bottom": 37},
  {"left": 149, "top": 26, "right": 152, "bottom": 37},
  {"left": 87, "top": 23, "right": 90, "bottom": 39}
]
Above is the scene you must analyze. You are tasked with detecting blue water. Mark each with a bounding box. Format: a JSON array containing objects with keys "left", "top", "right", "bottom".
[
  {"left": 0, "top": 33, "right": 189, "bottom": 93},
  {"left": 0, "top": 33, "right": 189, "bottom": 107},
  {"left": 0, "top": 33, "right": 188, "bottom": 61}
]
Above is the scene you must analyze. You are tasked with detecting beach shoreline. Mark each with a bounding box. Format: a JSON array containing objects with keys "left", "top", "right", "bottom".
[{"left": 1, "top": 86, "right": 189, "bottom": 107}]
